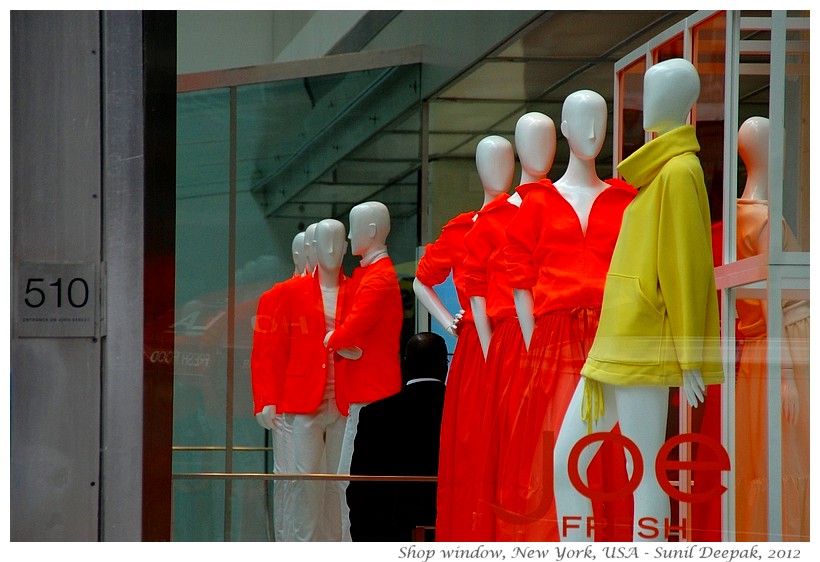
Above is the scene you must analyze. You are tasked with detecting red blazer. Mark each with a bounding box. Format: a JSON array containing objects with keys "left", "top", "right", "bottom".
[
  {"left": 327, "top": 257, "right": 403, "bottom": 404},
  {"left": 251, "top": 272, "right": 352, "bottom": 415},
  {"left": 250, "top": 276, "right": 295, "bottom": 415}
]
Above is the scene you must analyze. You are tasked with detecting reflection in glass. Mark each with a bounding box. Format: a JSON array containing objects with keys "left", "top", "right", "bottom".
[
  {"left": 781, "top": 25, "right": 810, "bottom": 251},
  {"left": 694, "top": 12, "right": 727, "bottom": 227},
  {"left": 618, "top": 59, "right": 646, "bottom": 162},
  {"left": 655, "top": 35, "right": 685, "bottom": 63},
  {"left": 733, "top": 285, "right": 810, "bottom": 541}
]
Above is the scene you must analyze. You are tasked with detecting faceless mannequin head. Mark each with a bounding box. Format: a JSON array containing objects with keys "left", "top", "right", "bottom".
[
  {"left": 315, "top": 219, "right": 347, "bottom": 272},
  {"left": 291, "top": 231, "right": 307, "bottom": 273},
  {"left": 514, "top": 112, "right": 556, "bottom": 183},
  {"left": 738, "top": 116, "right": 770, "bottom": 200},
  {"left": 348, "top": 201, "right": 390, "bottom": 257},
  {"left": 475, "top": 135, "right": 515, "bottom": 200},
  {"left": 643, "top": 58, "right": 700, "bottom": 135},
  {"left": 738, "top": 116, "right": 769, "bottom": 171},
  {"left": 304, "top": 222, "right": 319, "bottom": 271},
  {"left": 561, "top": 90, "right": 607, "bottom": 161}
]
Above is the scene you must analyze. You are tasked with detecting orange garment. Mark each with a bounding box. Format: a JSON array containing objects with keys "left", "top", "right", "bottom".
[
  {"left": 734, "top": 199, "right": 810, "bottom": 542},
  {"left": 498, "top": 179, "right": 636, "bottom": 541},
  {"left": 415, "top": 210, "right": 488, "bottom": 542},
  {"left": 251, "top": 272, "right": 352, "bottom": 415},
  {"left": 328, "top": 256, "right": 403, "bottom": 405},
  {"left": 462, "top": 182, "right": 541, "bottom": 541}
]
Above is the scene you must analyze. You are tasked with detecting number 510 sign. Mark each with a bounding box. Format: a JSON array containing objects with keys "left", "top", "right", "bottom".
[{"left": 14, "top": 263, "right": 99, "bottom": 338}]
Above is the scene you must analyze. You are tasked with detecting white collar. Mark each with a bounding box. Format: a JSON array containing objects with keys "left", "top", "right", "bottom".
[
  {"left": 405, "top": 378, "right": 442, "bottom": 386},
  {"left": 359, "top": 247, "right": 389, "bottom": 267}
]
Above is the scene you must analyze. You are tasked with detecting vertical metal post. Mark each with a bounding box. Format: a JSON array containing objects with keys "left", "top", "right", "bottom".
[
  {"left": 765, "top": 10, "right": 788, "bottom": 542},
  {"left": 101, "top": 9, "right": 146, "bottom": 541},
  {"left": 420, "top": 100, "right": 431, "bottom": 245},
  {"left": 415, "top": 100, "right": 432, "bottom": 335},
  {"left": 224, "top": 85, "right": 239, "bottom": 541},
  {"left": 721, "top": 9, "right": 741, "bottom": 542}
]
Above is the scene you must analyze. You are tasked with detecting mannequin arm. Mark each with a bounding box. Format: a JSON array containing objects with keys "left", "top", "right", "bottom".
[
  {"left": 323, "top": 330, "right": 362, "bottom": 360},
  {"left": 255, "top": 405, "right": 276, "bottom": 430},
  {"left": 682, "top": 369, "right": 706, "bottom": 407},
  {"left": 758, "top": 310, "right": 799, "bottom": 426},
  {"left": 471, "top": 296, "right": 492, "bottom": 359},
  {"left": 781, "top": 369, "right": 798, "bottom": 426},
  {"left": 513, "top": 288, "right": 536, "bottom": 350},
  {"left": 413, "top": 278, "right": 461, "bottom": 336},
  {"left": 756, "top": 225, "right": 799, "bottom": 425}
]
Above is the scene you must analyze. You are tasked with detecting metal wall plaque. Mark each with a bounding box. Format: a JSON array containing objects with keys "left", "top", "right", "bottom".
[{"left": 14, "top": 263, "right": 98, "bottom": 338}]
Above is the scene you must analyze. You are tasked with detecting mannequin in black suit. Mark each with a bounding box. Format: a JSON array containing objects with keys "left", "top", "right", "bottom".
[{"left": 347, "top": 332, "right": 448, "bottom": 541}]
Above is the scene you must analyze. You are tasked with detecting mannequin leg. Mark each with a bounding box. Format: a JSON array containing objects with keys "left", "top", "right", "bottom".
[
  {"left": 554, "top": 378, "right": 617, "bottom": 541},
  {"left": 337, "top": 401, "right": 369, "bottom": 541},
  {"left": 321, "top": 399, "right": 347, "bottom": 541},
  {"left": 612, "top": 386, "right": 670, "bottom": 541},
  {"left": 276, "top": 406, "right": 329, "bottom": 541},
  {"left": 271, "top": 415, "right": 286, "bottom": 542}
]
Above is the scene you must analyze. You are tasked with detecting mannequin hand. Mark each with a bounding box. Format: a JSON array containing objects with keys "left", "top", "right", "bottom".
[
  {"left": 445, "top": 309, "right": 465, "bottom": 337},
  {"left": 782, "top": 371, "right": 799, "bottom": 426},
  {"left": 338, "top": 346, "right": 363, "bottom": 360},
  {"left": 255, "top": 405, "right": 276, "bottom": 430},
  {"left": 323, "top": 330, "right": 333, "bottom": 348},
  {"left": 682, "top": 369, "right": 706, "bottom": 407}
]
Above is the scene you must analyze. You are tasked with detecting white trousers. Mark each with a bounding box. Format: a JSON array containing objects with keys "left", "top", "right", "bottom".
[
  {"left": 272, "top": 398, "right": 347, "bottom": 541},
  {"left": 337, "top": 402, "right": 367, "bottom": 542}
]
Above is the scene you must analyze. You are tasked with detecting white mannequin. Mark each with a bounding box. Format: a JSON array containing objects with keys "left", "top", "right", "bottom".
[
  {"left": 554, "top": 58, "right": 705, "bottom": 542},
  {"left": 303, "top": 222, "right": 319, "bottom": 274},
  {"left": 470, "top": 136, "right": 517, "bottom": 356},
  {"left": 315, "top": 219, "right": 347, "bottom": 288},
  {"left": 329, "top": 200, "right": 398, "bottom": 542},
  {"left": 255, "top": 229, "right": 312, "bottom": 430},
  {"left": 514, "top": 93, "right": 607, "bottom": 349},
  {"left": 255, "top": 219, "right": 349, "bottom": 541},
  {"left": 738, "top": 116, "right": 770, "bottom": 202},
  {"left": 292, "top": 231, "right": 308, "bottom": 275},
  {"left": 509, "top": 112, "right": 555, "bottom": 203},
  {"left": 322, "top": 201, "right": 390, "bottom": 356},
  {"left": 737, "top": 115, "right": 798, "bottom": 424},
  {"left": 349, "top": 201, "right": 390, "bottom": 261},
  {"left": 643, "top": 59, "right": 706, "bottom": 406},
  {"left": 413, "top": 135, "right": 513, "bottom": 336}
]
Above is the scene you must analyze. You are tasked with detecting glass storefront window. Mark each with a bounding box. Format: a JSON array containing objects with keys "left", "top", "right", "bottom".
[{"left": 173, "top": 58, "right": 422, "bottom": 540}]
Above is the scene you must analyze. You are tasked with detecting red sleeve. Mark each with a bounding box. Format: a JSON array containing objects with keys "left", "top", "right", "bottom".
[
  {"left": 327, "top": 262, "right": 400, "bottom": 351},
  {"left": 415, "top": 213, "right": 473, "bottom": 287},
  {"left": 504, "top": 193, "right": 542, "bottom": 289}
]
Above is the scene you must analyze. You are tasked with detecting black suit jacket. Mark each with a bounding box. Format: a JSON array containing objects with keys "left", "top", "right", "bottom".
[{"left": 347, "top": 379, "right": 446, "bottom": 542}]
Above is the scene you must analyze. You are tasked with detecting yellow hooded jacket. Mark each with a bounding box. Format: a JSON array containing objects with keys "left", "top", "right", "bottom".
[{"left": 582, "top": 125, "right": 724, "bottom": 386}]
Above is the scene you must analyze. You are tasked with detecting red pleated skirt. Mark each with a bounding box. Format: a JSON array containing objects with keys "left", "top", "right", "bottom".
[
  {"left": 471, "top": 317, "right": 527, "bottom": 541},
  {"left": 435, "top": 321, "right": 486, "bottom": 542},
  {"left": 496, "top": 308, "right": 633, "bottom": 541}
]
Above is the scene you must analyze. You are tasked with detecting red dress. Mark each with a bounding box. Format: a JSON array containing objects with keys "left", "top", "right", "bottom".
[
  {"left": 499, "top": 178, "right": 636, "bottom": 541},
  {"left": 461, "top": 182, "right": 541, "bottom": 541},
  {"left": 415, "top": 211, "right": 485, "bottom": 542}
]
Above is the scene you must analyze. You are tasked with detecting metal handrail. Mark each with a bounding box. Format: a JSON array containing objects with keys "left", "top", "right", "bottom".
[{"left": 173, "top": 472, "right": 437, "bottom": 482}]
